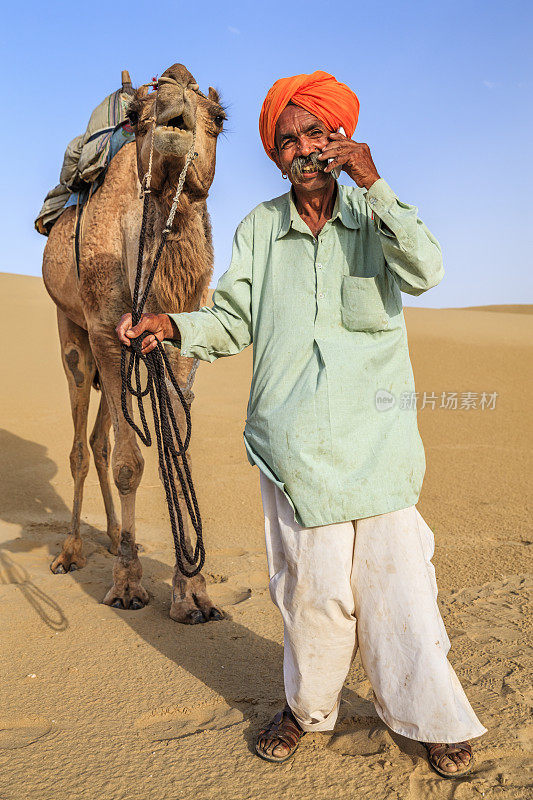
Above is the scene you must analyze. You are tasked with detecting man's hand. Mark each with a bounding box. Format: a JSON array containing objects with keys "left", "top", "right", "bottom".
[
  {"left": 115, "top": 313, "right": 180, "bottom": 355},
  {"left": 317, "top": 132, "right": 380, "bottom": 190}
]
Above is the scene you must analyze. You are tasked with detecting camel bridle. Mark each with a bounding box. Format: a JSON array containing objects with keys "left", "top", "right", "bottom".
[{"left": 120, "top": 77, "right": 206, "bottom": 578}]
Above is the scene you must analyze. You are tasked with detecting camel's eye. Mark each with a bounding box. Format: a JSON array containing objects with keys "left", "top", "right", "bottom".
[
  {"left": 214, "top": 115, "right": 224, "bottom": 127},
  {"left": 128, "top": 110, "right": 139, "bottom": 126}
]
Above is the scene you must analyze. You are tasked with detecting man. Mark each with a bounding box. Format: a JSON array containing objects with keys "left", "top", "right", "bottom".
[{"left": 116, "top": 71, "right": 486, "bottom": 777}]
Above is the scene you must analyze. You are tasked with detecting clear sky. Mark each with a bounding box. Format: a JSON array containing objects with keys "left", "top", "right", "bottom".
[{"left": 2, "top": 0, "right": 531, "bottom": 307}]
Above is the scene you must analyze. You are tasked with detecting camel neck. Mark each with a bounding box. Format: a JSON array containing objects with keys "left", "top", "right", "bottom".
[{"left": 149, "top": 188, "right": 203, "bottom": 235}]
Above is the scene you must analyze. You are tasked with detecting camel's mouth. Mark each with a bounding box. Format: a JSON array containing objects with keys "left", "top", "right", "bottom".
[
  {"left": 157, "top": 114, "right": 188, "bottom": 132},
  {"left": 153, "top": 122, "right": 194, "bottom": 158}
]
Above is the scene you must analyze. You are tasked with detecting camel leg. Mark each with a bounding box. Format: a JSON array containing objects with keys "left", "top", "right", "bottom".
[
  {"left": 166, "top": 399, "right": 224, "bottom": 624},
  {"left": 89, "top": 391, "right": 120, "bottom": 554},
  {"left": 89, "top": 331, "right": 149, "bottom": 610},
  {"left": 170, "top": 470, "right": 224, "bottom": 624},
  {"left": 51, "top": 310, "right": 95, "bottom": 573}
]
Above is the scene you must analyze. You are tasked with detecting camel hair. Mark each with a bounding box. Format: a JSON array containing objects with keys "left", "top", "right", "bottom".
[{"left": 42, "top": 63, "right": 227, "bottom": 624}]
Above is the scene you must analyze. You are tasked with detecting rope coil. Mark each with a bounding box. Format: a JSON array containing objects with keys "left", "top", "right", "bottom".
[{"left": 120, "top": 116, "right": 205, "bottom": 577}]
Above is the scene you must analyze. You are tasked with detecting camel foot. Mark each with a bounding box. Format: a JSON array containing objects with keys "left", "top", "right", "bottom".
[
  {"left": 50, "top": 540, "right": 87, "bottom": 574},
  {"left": 102, "top": 583, "right": 149, "bottom": 610},
  {"left": 53, "top": 563, "right": 79, "bottom": 574},
  {"left": 207, "top": 607, "right": 225, "bottom": 621},
  {"left": 170, "top": 596, "right": 225, "bottom": 625}
]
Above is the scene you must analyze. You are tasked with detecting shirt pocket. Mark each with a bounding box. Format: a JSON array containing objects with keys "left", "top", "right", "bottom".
[{"left": 340, "top": 274, "right": 391, "bottom": 333}]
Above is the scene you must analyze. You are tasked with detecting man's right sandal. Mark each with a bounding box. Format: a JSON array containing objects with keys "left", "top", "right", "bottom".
[{"left": 255, "top": 704, "right": 306, "bottom": 764}]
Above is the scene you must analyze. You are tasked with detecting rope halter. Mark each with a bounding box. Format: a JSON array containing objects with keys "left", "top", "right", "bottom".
[{"left": 139, "top": 76, "right": 199, "bottom": 210}]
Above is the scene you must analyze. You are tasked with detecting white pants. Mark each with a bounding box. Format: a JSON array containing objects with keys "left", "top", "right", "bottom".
[{"left": 260, "top": 472, "right": 487, "bottom": 743}]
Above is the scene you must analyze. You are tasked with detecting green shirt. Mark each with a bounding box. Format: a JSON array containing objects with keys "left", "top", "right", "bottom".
[{"left": 167, "top": 178, "right": 444, "bottom": 526}]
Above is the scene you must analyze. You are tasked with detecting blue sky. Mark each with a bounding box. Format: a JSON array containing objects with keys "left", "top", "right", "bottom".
[{"left": 2, "top": 0, "right": 531, "bottom": 307}]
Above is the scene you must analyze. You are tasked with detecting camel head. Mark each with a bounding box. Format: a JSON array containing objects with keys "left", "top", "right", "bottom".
[{"left": 127, "top": 63, "right": 226, "bottom": 200}]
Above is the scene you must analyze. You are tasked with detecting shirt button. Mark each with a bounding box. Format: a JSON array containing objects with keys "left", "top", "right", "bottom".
[
  {"left": 370, "top": 198, "right": 377, "bottom": 206},
  {"left": 318, "top": 292, "right": 325, "bottom": 299},
  {"left": 317, "top": 262, "right": 323, "bottom": 269}
]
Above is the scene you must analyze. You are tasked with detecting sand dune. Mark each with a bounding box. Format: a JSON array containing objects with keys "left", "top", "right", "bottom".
[
  {"left": 462, "top": 305, "right": 532, "bottom": 314},
  {"left": 0, "top": 271, "right": 531, "bottom": 800}
]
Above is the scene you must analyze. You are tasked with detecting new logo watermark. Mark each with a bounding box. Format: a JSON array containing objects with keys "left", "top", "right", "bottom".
[{"left": 375, "top": 389, "right": 396, "bottom": 411}]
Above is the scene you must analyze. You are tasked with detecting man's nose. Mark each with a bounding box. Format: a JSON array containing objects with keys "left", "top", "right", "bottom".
[{"left": 296, "top": 136, "right": 315, "bottom": 157}]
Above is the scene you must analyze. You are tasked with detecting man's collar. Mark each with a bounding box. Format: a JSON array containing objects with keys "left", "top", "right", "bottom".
[
  {"left": 277, "top": 183, "right": 359, "bottom": 239},
  {"left": 331, "top": 184, "right": 360, "bottom": 230}
]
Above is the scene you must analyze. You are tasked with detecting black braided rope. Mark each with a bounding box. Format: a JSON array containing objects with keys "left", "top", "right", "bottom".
[{"left": 120, "top": 191, "right": 205, "bottom": 577}]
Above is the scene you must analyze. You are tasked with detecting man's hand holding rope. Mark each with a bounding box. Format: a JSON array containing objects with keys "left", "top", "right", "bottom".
[{"left": 116, "top": 313, "right": 181, "bottom": 355}]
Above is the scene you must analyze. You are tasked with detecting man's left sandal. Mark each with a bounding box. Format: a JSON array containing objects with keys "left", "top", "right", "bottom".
[{"left": 423, "top": 741, "right": 474, "bottom": 778}]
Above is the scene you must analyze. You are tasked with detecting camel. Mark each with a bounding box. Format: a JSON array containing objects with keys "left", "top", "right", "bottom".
[{"left": 42, "top": 63, "right": 226, "bottom": 624}]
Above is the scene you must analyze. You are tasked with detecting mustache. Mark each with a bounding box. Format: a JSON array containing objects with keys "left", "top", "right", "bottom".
[{"left": 290, "top": 151, "right": 326, "bottom": 180}]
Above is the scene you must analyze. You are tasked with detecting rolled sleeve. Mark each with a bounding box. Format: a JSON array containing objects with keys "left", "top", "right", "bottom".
[
  {"left": 365, "top": 178, "right": 444, "bottom": 296},
  {"left": 164, "top": 216, "right": 253, "bottom": 362},
  {"left": 166, "top": 313, "right": 200, "bottom": 358}
]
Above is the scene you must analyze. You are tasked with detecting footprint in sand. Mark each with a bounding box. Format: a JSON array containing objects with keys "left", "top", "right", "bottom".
[
  {"left": 440, "top": 574, "right": 532, "bottom": 716},
  {"left": 228, "top": 570, "right": 269, "bottom": 590},
  {"left": 327, "top": 695, "right": 388, "bottom": 757},
  {"left": 134, "top": 704, "right": 244, "bottom": 742},
  {"left": 208, "top": 584, "right": 252, "bottom": 606},
  {"left": 205, "top": 570, "right": 269, "bottom": 606},
  {"left": 328, "top": 724, "right": 391, "bottom": 757},
  {"left": 209, "top": 548, "right": 249, "bottom": 558},
  {"left": 0, "top": 716, "right": 52, "bottom": 750},
  {"left": 408, "top": 765, "right": 458, "bottom": 800},
  {"left": 409, "top": 753, "right": 532, "bottom": 800},
  {"left": 206, "top": 572, "right": 228, "bottom": 584}
]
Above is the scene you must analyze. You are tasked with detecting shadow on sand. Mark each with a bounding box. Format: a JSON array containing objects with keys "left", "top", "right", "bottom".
[{"left": 0, "top": 428, "right": 420, "bottom": 759}]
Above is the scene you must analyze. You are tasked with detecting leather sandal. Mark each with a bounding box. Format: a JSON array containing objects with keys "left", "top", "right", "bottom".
[
  {"left": 255, "top": 704, "right": 306, "bottom": 764},
  {"left": 423, "top": 741, "right": 474, "bottom": 778}
]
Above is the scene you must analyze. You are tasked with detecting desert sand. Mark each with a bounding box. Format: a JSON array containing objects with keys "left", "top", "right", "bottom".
[{"left": 0, "top": 270, "right": 531, "bottom": 800}]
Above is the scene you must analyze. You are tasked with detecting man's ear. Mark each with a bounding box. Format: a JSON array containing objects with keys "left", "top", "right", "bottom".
[{"left": 270, "top": 148, "right": 282, "bottom": 170}]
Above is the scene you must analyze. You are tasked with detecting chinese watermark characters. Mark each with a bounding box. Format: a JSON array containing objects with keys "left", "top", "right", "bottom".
[{"left": 375, "top": 390, "right": 498, "bottom": 412}]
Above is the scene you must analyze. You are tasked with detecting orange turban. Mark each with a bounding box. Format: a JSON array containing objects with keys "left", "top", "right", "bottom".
[{"left": 259, "top": 70, "right": 360, "bottom": 159}]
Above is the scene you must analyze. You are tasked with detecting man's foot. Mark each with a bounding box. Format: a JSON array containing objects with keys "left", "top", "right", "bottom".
[
  {"left": 255, "top": 704, "right": 305, "bottom": 764},
  {"left": 423, "top": 741, "right": 474, "bottom": 778}
]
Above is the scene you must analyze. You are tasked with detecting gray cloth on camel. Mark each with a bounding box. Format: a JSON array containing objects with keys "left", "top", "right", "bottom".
[{"left": 35, "top": 88, "right": 133, "bottom": 235}]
